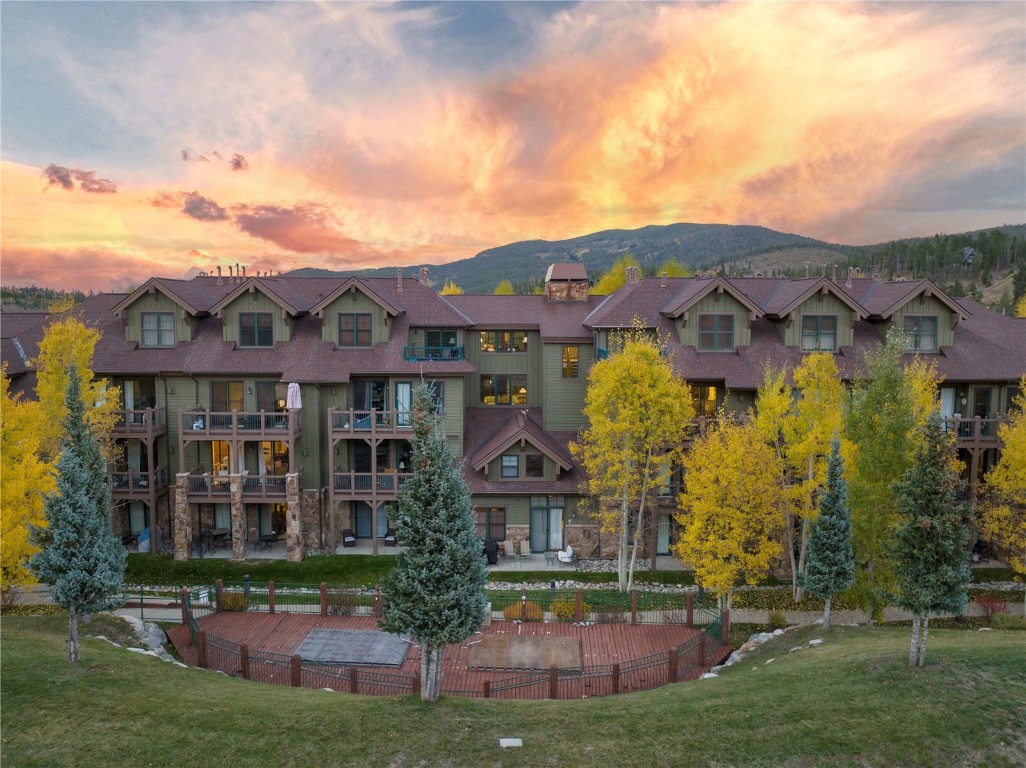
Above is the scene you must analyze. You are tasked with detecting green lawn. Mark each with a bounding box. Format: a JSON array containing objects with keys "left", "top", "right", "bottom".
[{"left": 3, "top": 616, "right": 1023, "bottom": 767}]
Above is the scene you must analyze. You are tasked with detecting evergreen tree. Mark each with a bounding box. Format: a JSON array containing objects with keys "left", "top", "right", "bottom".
[
  {"left": 379, "top": 383, "right": 487, "bottom": 701},
  {"left": 29, "top": 366, "right": 126, "bottom": 662},
  {"left": 892, "top": 415, "right": 971, "bottom": 667},
  {"left": 800, "top": 439, "right": 855, "bottom": 628}
]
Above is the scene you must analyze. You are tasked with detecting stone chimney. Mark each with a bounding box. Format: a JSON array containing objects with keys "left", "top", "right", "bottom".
[
  {"left": 419, "top": 267, "right": 429, "bottom": 284},
  {"left": 543, "top": 263, "right": 589, "bottom": 301},
  {"left": 625, "top": 266, "right": 640, "bottom": 286},
  {"left": 396, "top": 268, "right": 403, "bottom": 293}
]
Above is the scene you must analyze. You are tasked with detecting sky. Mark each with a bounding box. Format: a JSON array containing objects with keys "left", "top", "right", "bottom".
[{"left": 1, "top": 1, "right": 1024, "bottom": 293}]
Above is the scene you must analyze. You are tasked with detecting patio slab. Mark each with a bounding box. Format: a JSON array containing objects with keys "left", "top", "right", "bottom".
[{"left": 296, "top": 628, "right": 411, "bottom": 666}]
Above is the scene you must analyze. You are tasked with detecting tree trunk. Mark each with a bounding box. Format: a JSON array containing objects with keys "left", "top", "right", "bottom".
[
  {"left": 795, "top": 517, "right": 811, "bottom": 603},
  {"left": 420, "top": 643, "right": 442, "bottom": 701},
  {"left": 787, "top": 512, "right": 800, "bottom": 602},
  {"left": 917, "top": 615, "right": 929, "bottom": 667},
  {"left": 823, "top": 595, "right": 832, "bottom": 630},
  {"left": 908, "top": 614, "right": 920, "bottom": 666},
  {"left": 68, "top": 604, "right": 80, "bottom": 663},
  {"left": 617, "top": 492, "right": 629, "bottom": 592}
]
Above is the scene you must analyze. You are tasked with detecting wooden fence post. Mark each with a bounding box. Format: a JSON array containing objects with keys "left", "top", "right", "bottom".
[
  {"left": 240, "top": 644, "right": 250, "bottom": 680},
  {"left": 686, "top": 592, "right": 694, "bottom": 627},
  {"left": 520, "top": 588, "right": 527, "bottom": 623},
  {"left": 549, "top": 666, "right": 559, "bottom": 700},
  {"left": 374, "top": 586, "right": 382, "bottom": 618},
  {"left": 320, "top": 582, "right": 328, "bottom": 616},
  {"left": 349, "top": 667, "right": 359, "bottom": 695},
  {"left": 268, "top": 580, "right": 275, "bottom": 615},
  {"left": 215, "top": 579, "right": 223, "bottom": 613},
  {"left": 291, "top": 654, "right": 302, "bottom": 687},
  {"left": 483, "top": 680, "right": 491, "bottom": 699},
  {"left": 575, "top": 590, "right": 582, "bottom": 623},
  {"left": 631, "top": 590, "right": 638, "bottom": 625},
  {"left": 667, "top": 648, "right": 678, "bottom": 684},
  {"left": 411, "top": 674, "right": 420, "bottom": 696},
  {"left": 611, "top": 663, "right": 620, "bottom": 695},
  {"left": 197, "top": 630, "right": 206, "bottom": 668},
  {"left": 721, "top": 608, "right": 730, "bottom": 646},
  {"left": 180, "top": 588, "right": 188, "bottom": 625}
]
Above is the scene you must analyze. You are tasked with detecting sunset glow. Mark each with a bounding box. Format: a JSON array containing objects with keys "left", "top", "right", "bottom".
[{"left": 2, "top": 1, "right": 1023, "bottom": 291}]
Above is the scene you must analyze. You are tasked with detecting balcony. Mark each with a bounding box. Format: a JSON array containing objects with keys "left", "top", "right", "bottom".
[
  {"left": 331, "top": 471, "right": 414, "bottom": 499},
  {"left": 329, "top": 408, "right": 413, "bottom": 438},
  {"left": 111, "top": 466, "right": 169, "bottom": 498},
  {"left": 403, "top": 344, "right": 464, "bottom": 362},
  {"left": 941, "top": 416, "right": 1006, "bottom": 448},
  {"left": 112, "top": 408, "right": 167, "bottom": 439},
  {"left": 185, "top": 471, "right": 295, "bottom": 502},
  {"left": 180, "top": 409, "right": 303, "bottom": 441}
]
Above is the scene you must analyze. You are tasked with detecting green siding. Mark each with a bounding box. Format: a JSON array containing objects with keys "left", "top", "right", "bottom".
[
  {"left": 485, "top": 442, "right": 559, "bottom": 481},
  {"left": 785, "top": 293, "right": 854, "bottom": 348},
  {"left": 680, "top": 292, "right": 751, "bottom": 349},
  {"left": 891, "top": 295, "right": 954, "bottom": 348},
  {"left": 321, "top": 290, "right": 390, "bottom": 346},
  {"left": 542, "top": 342, "right": 592, "bottom": 430},
  {"left": 124, "top": 292, "right": 192, "bottom": 345},
  {"left": 222, "top": 291, "right": 291, "bottom": 345},
  {"left": 472, "top": 495, "right": 531, "bottom": 526},
  {"left": 463, "top": 330, "right": 542, "bottom": 408}
]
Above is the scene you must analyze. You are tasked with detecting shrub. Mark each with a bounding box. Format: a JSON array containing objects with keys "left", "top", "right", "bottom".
[
  {"left": 550, "top": 599, "right": 592, "bottom": 623},
  {"left": 219, "top": 592, "right": 249, "bottom": 612},
  {"left": 975, "top": 593, "right": 1009, "bottom": 623},
  {"left": 327, "top": 592, "right": 359, "bottom": 616},
  {"left": 767, "top": 610, "right": 788, "bottom": 631},
  {"left": 502, "top": 600, "right": 543, "bottom": 622},
  {"left": 992, "top": 614, "right": 1026, "bottom": 631}
]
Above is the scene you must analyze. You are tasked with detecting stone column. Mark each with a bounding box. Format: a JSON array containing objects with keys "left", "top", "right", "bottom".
[
  {"left": 173, "top": 473, "right": 191, "bottom": 561},
  {"left": 286, "top": 472, "right": 304, "bottom": 562},
  {"left": 230, "top": 473, "right": 245, "bottom": 561}
]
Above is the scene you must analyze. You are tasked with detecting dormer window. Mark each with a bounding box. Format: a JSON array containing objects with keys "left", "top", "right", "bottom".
[
  {"left": 339, "top": 313, "right": 371, "bottom": 347},
  {"left": 904, "top": 316, "right": 938, "bottom": 353},
  {"left": 801, "top": 316, "right": 837, "bottom": 352},
  {"left": 239, "top": 312, "right": 273, "bottom": 347},
  {"left": 141, "top": 312, "right": 175, "bottom": 347},
  {"left": 698, "top": 314, "right": 734, "bottom": 351}
]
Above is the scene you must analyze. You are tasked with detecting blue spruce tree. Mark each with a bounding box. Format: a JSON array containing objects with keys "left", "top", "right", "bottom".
[
  {"left": 379, "top": 383, "right": 487, "bottom": 700},
  {"left": 800, "top": 438, "right": 855, "bottom": 629},
  {"left": 30, "top": 366, "right": 126, "bottom": 662},
  {"left": 892, "top": 414, "right": 971, "bottom": 666}
]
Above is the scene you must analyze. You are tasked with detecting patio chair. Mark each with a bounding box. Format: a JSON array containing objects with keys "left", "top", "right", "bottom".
[
  {"left": 557, "top": 545, "right": 576, "bottom": 567},
  {"left": 519, "top": 540, "right": 532, "bottom": 558},
  {"left": 341, "top": 528, "right": 357, "bottom": 548},
  {"left": 500, "top": 539, "right": 515, "bottom": 559},
  {"left": 384, "top": 528, "right": 397, "bottom": 547}
]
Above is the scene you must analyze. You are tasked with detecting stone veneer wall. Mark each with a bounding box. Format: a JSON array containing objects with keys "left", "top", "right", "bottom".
[{"left": 300, "top": 490, "right": 322, "bottom": 551}]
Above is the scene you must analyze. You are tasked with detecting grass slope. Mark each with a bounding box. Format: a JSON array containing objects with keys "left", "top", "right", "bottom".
[{"left": 3, "top": 617, "right": 1023, "bottom": 767}]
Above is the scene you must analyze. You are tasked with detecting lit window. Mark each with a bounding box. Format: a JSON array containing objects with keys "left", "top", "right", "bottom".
[
  {"left": 141, "top": 312, "right": 175, "bottom": 347},
  {"left": 561, "top": 346, "right": 579, "bottom": 378},
  {"left": 904, "top": 316, "right": 938, "bottom": 353},
  {"left": 801, "top": 316, "right": 837, "bottom": 351},
  {"left": 697, "top": 314, "right": 734, "bottom": 351},
  {"left": 691, "top": 385, "right": 718, "bottom": 418},
  {"left": 480, "top": 330, "right": 527, "bottom": 352},
  {"left": 239, "top": 312, "right": 273, "bottom": 347},
  {"left": 480, "top": 374, "right": 527, "bottom": 405},
  {"left": 339, "top": 313, "right": 371, "bottom": 347}
]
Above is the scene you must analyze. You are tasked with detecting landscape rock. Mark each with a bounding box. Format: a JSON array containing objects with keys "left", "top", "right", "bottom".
[
  {"left": 808, "top": 638, "right": 824, "bottom": 646},
  {"left": 700, "top": 672, "right": 719, "bottom": 679}
]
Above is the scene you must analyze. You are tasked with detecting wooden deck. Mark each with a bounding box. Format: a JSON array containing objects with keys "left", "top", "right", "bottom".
[{"left": 167, "top": 612, "right": 725, "bottom": 699}]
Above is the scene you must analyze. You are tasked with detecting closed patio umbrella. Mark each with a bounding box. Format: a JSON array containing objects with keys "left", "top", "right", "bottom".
[{"left": 286, "top": 382, "right": 302, "bottom": 409}]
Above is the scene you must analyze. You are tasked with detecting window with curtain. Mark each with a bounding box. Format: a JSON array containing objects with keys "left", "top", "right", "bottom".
[
  {"left": 339, "top": 313, "right": 372, "bottom": 346},
  {"left": 239, "top": 312, "right": 273, "bottom": 347},
  {"left": 141, "top": 312, "right": 175, "bottom": 347}
]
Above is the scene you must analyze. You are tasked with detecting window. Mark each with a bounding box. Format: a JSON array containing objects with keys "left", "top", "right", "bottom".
[
  {"left": 141, "top": 312, "right": 175, "bottom": 347},
  {"left": 561, "top": 346, "right": 579, "bottom": 378},
  {"left": 698, "top": 314, "right": 734, "bottom": 351},
  {"left": 480, "top": 374, "right": 527, "bottom": 405},
  {"left": 479, "top": 330, "right": 527, "bottom": 353},
  {"left": 474, "top": 507, "right": 506, "bottom": 541},
  {"left": 526, "top": 454, "right": 544, "bottom": 478},
  {"left": 339, "top": 313, "right": 372, "bottom": 347},
  {"left": 691, "top": 385, "right": 717, "bottom": 418},
  {"left": 211, "top": 381, "right": 244, "bottom": 412},
  {"left": 425, "top": 329, "right": 458, "bottom": 352},
  {"left": 255, "top": 381, "right": 287, "bottom": 412},
  {"left": 904, "top": 316, "right": 938, "bottom": 352},
  {"left": 801, "top": 315, "right": 837, "bottom": 351},
  {"left": 501, "top": 455, "right": 519, "bottom": 478},
  {"left": 426, "top": 380, "right": 445, "bottom": 414},
  {"left": 239, "top": 312, "right": 273, "bottom": 347}
]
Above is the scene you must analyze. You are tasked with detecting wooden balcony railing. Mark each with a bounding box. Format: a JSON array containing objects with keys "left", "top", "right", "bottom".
[
  {"left": 111, "top": 466, "right": 169, "bottom": 495},
  {"left": 941, "top": 416, "right": 1005, "bottom": 446},
  {"left": 112, "top": 408, "right": 167, "bottom": 438},
  {"left": 180, "top": 409, "right": 303, "bottom": 440},
  {"left": 185, "top": 471, "right": 295, "bottom": 501},
  {"left": 331, "top": 471, "right": 414, "bottom": 498},
  {"left": 329, "top": 408, "right": 414, "bottom": 437}
]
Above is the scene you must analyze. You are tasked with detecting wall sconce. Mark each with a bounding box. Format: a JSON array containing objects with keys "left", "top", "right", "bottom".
[
  {"left": 960, "top": 390, "right": 968, "bottom": 406},
  {"left": 246, "top": 385, "right": 253, "bottom": 395},
  {"left": 399, "top": 461, "right": 406, "bottom": 471},
  {"left": 169, "top": 386, "right": 175, "bottom": 395}
]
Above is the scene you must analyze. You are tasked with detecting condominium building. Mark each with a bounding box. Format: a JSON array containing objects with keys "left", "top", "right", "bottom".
[{"left": 3, "top": 263, "right": 1023, "bottom": 562}]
